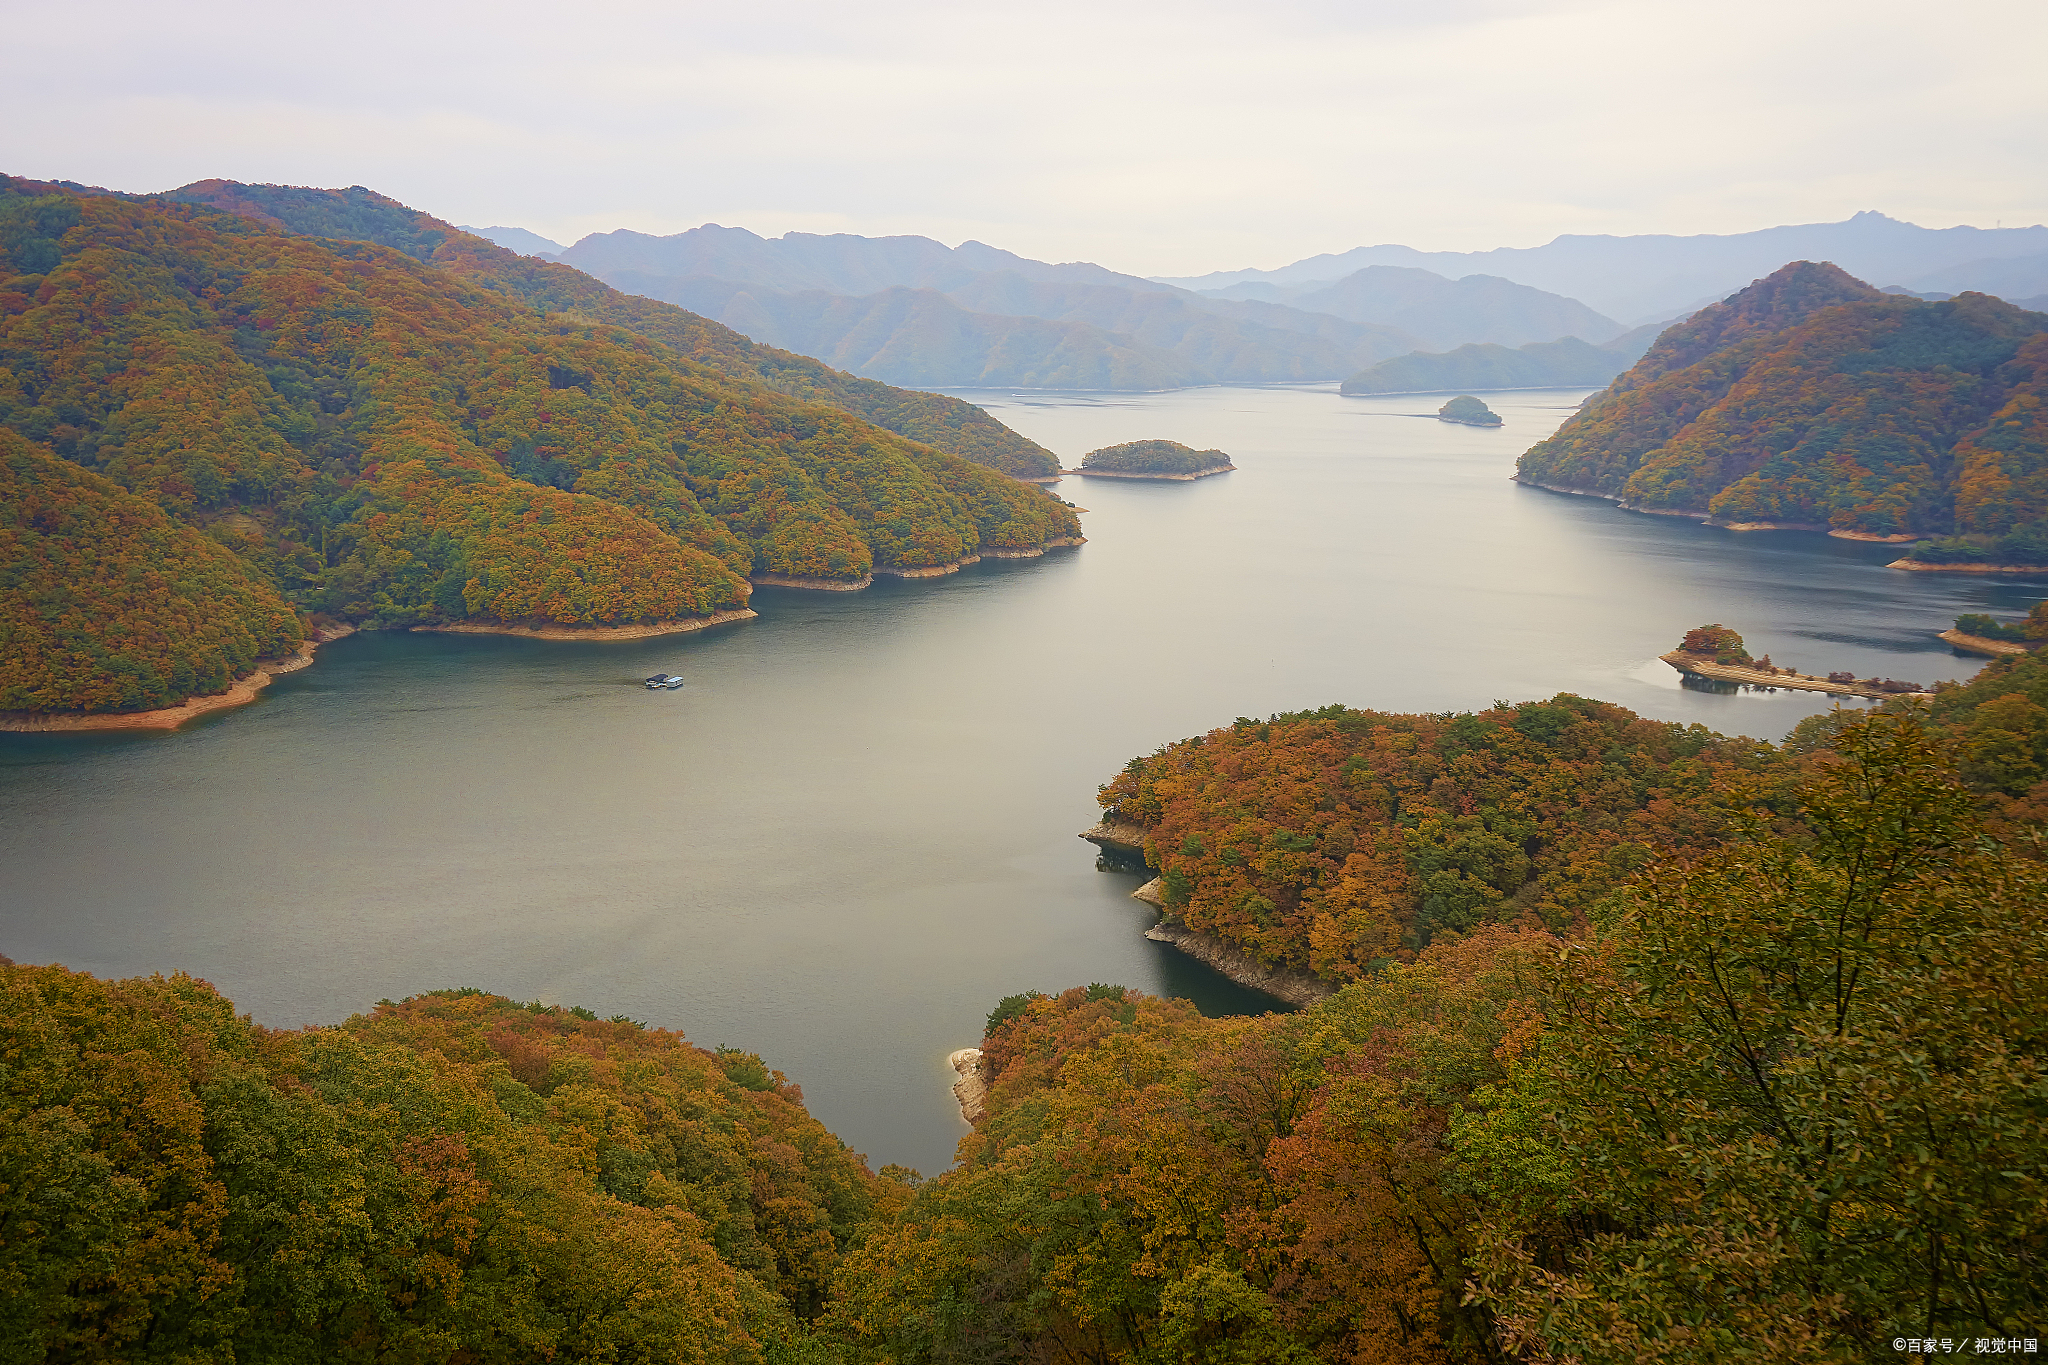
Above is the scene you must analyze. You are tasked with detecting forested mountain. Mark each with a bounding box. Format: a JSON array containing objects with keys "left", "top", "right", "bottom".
[
  {"left": 0, "top": 175, "right": 1079, "bottom": 712},
  {"left": 560, "top": 222, "right": 1167, "bottom": 296},
  {"left": 1517, "top": 261, "right": 2048, "bottom": 541},
  {"left": 1162, "top": 211, "right": 2048, "bottom": 322},
  {"left": 18, "top": 659, "right": 2047, "bottom": 1360},
  {"left": 1341, "top": 331, "right": 1656, "bottom": 394},
  {"left": 1204, "top": 264, "right": 1624, "bottom": 349},
  {"left": 158, "top": 181, "right": 1061, "bottom": 479},
  {"left": 606, "top": 275, "right": 1210, "bottom": 389},
  {"left": 621, "top": 270, "right": 1420, "bottom": 388}
]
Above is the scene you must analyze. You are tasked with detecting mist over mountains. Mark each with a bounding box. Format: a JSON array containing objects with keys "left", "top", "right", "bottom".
[
  {"left": 455, "top": 211, "right": 2048, "bottom": 395},
  {"left": 1158, "top": 211, "right": 2048, "bottom": 322}
]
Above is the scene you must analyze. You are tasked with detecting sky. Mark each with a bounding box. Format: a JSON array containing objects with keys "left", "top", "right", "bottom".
[{"left": 7, "top": 0, "right": 2045, "bottom": 277}]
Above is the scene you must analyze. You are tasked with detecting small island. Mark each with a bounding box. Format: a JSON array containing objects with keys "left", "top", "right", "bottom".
[
  {"left": 1661, "top": 624, "right": 1931, "bottom": 699},
  {"left": 1074, "top": 439, "right": 1235, "bottom": 480},
  {"left": 1437, "top": 395, "right": 1502, "bottom": 427},
  {"left": 1889, "top": 524, "right": 2048, "bottom": 574}
]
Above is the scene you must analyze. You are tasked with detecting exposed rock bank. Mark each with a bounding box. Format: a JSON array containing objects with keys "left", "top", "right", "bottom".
[
  {"left": 1074, "top": 466, "right": 1234, "bottom": 481},
  {"left": 1141, "top": 918, "right": 1336, "bottom": 1008},
  {"left": 750, "top": 573, "right": 871, "bottom": 591},
  {"left": 1080, "top": 819, "right": 1152, "bottom": 862},
  {"left": 1940, "top": 629, "right": 2036, "bottom": 657},
  {"left": 1889, "top": 559, "right": 2048, "bottom": 575},
  {"left": 414, "top": 609, "right": 757, "bottom": 640},
  {"left": 948, "top": 1048, "right": 987, "bottom": 1123},
  {"left": 1660, "top": 650, "right": 1930, "bottom": 699},
  {"left": 0, "top": 625, "right": 356, "bottom": 733}
]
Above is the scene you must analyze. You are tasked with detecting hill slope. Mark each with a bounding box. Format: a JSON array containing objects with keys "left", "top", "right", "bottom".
[
  {"left": 0, "top": 175, "right": 1079, "bottom": 712},
  {"left": 1515, "top": 261, "right": 2048, "bottom": 539},
  {"left": 1341, "top": 333, "right": 1656, "bottom": 395},
  {"left": 0, "top": 430, "right": 303, "bottom": 712},
  {"left": 158, "top": 181, "right": 1062, "bottom": 479},
  {"left": 1213, "top": 264, "right": 1623, "bottom": 349}
]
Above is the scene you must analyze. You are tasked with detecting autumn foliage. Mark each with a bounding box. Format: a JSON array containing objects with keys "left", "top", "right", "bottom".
[
  {"left": 0, "top": 174, "right": 1080, "bottom": 710},
  {"left": 0, "top": 429, "right": 301, "bottom": 711},
  {"left": 1519, "top": 262, "right": 2048, "bottom": 541},
  {"left": 1092, "top": 695, "right": 1793, "bottom": 983},
  {"left": 0, "top": 968, "right": 900, "bottom": 1362}
]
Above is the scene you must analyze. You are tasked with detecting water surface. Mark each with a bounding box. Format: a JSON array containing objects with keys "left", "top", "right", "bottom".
[{"left": 4, "top": 384, "right": 2038, "bottom": 1174}]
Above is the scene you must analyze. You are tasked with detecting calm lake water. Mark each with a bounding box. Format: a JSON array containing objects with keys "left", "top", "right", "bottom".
[{"left": 3, "top": 383, "right": 2040, "bottom": 1174}]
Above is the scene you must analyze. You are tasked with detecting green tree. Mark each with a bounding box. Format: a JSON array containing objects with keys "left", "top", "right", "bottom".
[{"left": 1466, "top": 713, "right": 2048, "bottom": 1362}]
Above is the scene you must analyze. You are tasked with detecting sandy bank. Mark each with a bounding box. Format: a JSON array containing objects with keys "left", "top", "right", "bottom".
[
  {"left": 750, "top": 573, "right": 872, "bottom": 591},
  {"left": 1142, "top": 918, "right": 1336, "bottom": 1008},
  {"left": 1888, "top": 558, "right": 2048, "bottom": 575},
  {"left": 1075, "top": 465, "right": 1235, "bottom": 481},
  {"left": 414, "top": 609, "right": 757, "bottom": 640},
  {"left": 1661, "top": 650, "right": 1931, "bottom": 699},
  {"left": 1438, "top": 417, "right": 1502, "bottom": 428},
  {"left": 949, "top": 1048, "right": 987, "bottom": 1123},
  {"left": 0, "top": 625, "right": 356, "bottom": 733},
  {"left": 1940, "top": 629, "right": 2036, "bottom": 657}
]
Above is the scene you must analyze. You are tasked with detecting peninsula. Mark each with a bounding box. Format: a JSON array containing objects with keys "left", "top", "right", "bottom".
[
  {"left": 1075, "top": 439, "right": 1235, "bottom": 480},
  {"left": 1661, "top": 624, "right": 1931, "bottom": 699}
]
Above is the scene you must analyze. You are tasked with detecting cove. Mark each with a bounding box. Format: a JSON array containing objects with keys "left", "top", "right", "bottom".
[{"left": 3, "top": 383, "right": 2037, "bottom": 1176}]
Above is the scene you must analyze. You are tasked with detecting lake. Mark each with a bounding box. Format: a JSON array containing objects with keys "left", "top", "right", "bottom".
[{"left": 3, "top": 383, "right": 2038, "bottom": 1175}]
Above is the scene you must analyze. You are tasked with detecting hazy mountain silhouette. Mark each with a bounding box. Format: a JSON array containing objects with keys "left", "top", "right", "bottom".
[
  {"left": 456, "top": 224, "right": 564, "bottom": 257},
  {"left": 1205, "top": 265, "right": 1623, "bottom": 349},
  {"left": 1157, "top": 212, "right": 2048, "bottom": 323}
]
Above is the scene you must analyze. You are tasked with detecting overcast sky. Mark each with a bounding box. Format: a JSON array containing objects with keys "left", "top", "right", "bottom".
[{"left": 7, "top": 0, "right": 2044, "bottom": 276}]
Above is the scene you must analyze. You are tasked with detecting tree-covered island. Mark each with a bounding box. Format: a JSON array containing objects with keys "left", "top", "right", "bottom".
[{"left": 1075, "top": 438, "right": 1236, "bottom": 479}]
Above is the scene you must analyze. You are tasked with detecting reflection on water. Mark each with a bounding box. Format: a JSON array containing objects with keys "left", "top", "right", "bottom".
[{"left": 4, "top": 383, "right": 2041, "bottom": 1174}]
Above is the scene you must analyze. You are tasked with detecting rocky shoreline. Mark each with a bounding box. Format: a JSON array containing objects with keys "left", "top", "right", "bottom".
[
  {"left": 413, "top": 609, "right": 758, "bottom": 640},
  {"left": 1513, "top": 480, "right": 1932, "bottom": 542},
  {"left": 1141, "top": 913, "right": 1336, "bottom": 1008},
  {"left": 1889, "top": 559, "right": 2048, "bottom": 575},
  {"left": 0, "top": 625, "right": 356, "bottom": 733},
  {"left": 1940, "top": 629, "right": 2036, "bottom": 657},
  {"left": 1072, "top": 465, "right": 1234, "bottom": 481},
  {"left": 948, "top": 1048, "right": 987, "bottom": 1123},
  {"left": 750, "top": 573, "right": 872, "bottom": 591},
  {"left": 1660, "top": 650, "right": 1930, "bottom": 699}
]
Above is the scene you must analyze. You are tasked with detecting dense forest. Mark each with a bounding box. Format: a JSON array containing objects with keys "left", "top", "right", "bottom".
[
  {"left": 0, "top": 175, "right": 1081, "bottom": 710},
  {"left": 14, "top": 661, "right": 2046, "bottom": 1361},
  {"left": 1517, "top": 261, "right": 2048, "bottom": 544},
  {"left": 0, "top": 429, "right": 302, "bottom": 712},
  {"left": 1438, "top": 395, "right": 1501, "bottom": 426},
  {"left": 157, "top": 181, "right": 1064, "bottom": 481},
  {"left": 1079, "top": 439, "right": 1235, "bottom": 475}
]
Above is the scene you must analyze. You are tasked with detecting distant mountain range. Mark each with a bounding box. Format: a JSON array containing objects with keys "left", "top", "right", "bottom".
[
  {"left": 1157, "top": 213, "right": 2048, "bottom": 323},
  {"left": 1340, "top": 329, "right": 1662, "bottom": 395},
  {"left": 454, "top": 212, "right": 2048, "bottom": 395},
  {"left": 456, "top": 223, "right": 1643, "bottom": 391}
]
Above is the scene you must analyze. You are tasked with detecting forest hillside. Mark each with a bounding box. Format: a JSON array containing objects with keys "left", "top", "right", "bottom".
[
  {"left": 0, "top": 175, "right": 1079, "bottom": 712},
  {"left": 157, "top": 180, "right": 1062, "bottom": 480},
  {"left": 15, "top": 674, "right": 2044, "bottom": 1362},
  {"left": 1516, "top": 261, "right": 2048, "bottom": 542}
]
